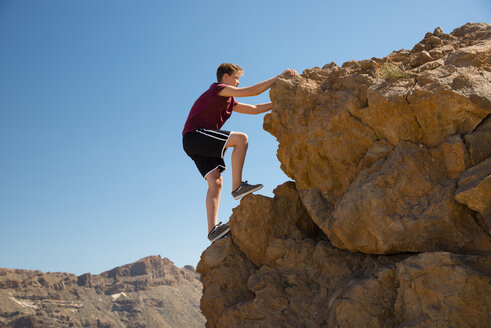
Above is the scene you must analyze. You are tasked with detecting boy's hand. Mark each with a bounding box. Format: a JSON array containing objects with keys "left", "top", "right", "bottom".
[{"left": 281, "top": 69, "right": 298, "bottom": 77}]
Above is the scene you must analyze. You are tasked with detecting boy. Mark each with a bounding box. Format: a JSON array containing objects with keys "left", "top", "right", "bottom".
[{"left": 182, "top": 63, "right": 298, "bottom": 242}]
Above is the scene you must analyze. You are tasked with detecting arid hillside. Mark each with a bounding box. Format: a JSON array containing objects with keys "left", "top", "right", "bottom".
[{"left": 0, "top": 256, "right": 205, "bottom": 328}]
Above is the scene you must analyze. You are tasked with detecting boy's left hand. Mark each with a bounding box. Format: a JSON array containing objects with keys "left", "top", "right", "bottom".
[{"left": 281, "top": 69, "right": 299, "bottom": 77}]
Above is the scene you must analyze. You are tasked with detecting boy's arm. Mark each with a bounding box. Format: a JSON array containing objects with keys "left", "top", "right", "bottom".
[
  {"left": 219, "top": 69, "right": 298, "bottom": 98},
  {"left": 233, "top": 102, "right": 273, "bottom": 115}
]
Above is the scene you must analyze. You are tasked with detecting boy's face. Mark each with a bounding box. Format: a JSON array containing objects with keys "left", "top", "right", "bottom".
[{"left": 222, "top": 71, "right": 242, "bottom": 87}]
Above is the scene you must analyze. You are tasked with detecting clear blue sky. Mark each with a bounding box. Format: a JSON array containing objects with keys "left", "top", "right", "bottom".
[{"left": 1, "top": 0, "right": 489, "bottom": 275}]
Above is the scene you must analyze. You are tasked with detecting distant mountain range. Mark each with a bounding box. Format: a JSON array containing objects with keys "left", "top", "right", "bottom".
[{"left": 0, "top": 255, "right": 205, "bottom": 328}]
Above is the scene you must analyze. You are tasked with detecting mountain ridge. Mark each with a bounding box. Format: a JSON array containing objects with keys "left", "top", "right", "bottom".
[{"left": 0, "top": 255, "right": 205, "bottom": 328}]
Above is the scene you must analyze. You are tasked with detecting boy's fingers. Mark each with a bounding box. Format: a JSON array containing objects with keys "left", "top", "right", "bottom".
[{"left": 282, "top": 69, "right": 298, "bottom": 76}]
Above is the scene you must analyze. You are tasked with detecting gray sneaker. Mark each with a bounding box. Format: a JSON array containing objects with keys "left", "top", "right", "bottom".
[
  {"left": 231, "top": 181, "right": 263, "bottom": 200},
  {"left": 207, "top": 222, "right": 231, "bottom": 243}
]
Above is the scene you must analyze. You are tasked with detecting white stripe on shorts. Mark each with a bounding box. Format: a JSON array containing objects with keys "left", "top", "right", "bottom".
[
  {"left": 196, "top": 129, "right": 228, "bottom": 142},
  {"left": 221, "top": 132, "right": 231, "bottom": 158},
  {"left": 202, "top": 129, "right": 229, "bottom": 138}
]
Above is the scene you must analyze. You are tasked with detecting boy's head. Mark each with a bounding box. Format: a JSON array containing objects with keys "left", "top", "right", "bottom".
[{"left": 217, "top": 63, "right": 243, "bottom": 83}]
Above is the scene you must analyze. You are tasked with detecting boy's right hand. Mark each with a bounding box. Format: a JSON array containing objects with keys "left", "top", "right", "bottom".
[{"left": 281, "top": 69, "right": 298, "bottom": 77}]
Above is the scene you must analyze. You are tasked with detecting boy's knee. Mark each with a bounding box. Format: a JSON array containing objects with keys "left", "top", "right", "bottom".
[
  {"left": 238, "top": 132, "right": 248, "bottom": 146},
  {"left": 208, "top": 174, "right": 223, "bottom": 189},
  {"left": 226, "top": 132, "right": 248, "bottom": 148},
  {"left": 215, "top": 175, "right": 223, "bottom": 188}
]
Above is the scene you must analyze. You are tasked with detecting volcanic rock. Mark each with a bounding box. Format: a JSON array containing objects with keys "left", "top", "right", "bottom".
[
  {"left": 264, "top": 22, "right": 491, "bottom": 255},
  {"left": 197, "top": 23, "right": 491, "bottom": 327}
]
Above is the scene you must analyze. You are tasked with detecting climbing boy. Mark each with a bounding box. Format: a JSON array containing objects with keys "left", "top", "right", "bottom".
[{"left": 182, "top": 63, "right": 298, "bottom": 242}]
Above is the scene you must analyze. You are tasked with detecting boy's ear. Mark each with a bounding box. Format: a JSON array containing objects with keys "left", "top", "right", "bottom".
[{"left": 219, "top": 73, "right": 229, "bottom": 83}]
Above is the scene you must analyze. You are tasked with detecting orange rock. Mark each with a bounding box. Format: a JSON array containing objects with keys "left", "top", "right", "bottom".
[{"left": 198, "top": 23, "right": 491, "bottom": 328}]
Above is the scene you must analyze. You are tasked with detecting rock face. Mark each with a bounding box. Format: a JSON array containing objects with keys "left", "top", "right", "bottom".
[
  {"left": 197, "top": 23, "right": 491, "bottom": 327},
  {"left": 0, "top": 256, "right": 205, "bottom": 328}
]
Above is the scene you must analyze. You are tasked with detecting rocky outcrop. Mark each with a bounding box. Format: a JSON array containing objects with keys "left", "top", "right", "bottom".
[
  {"left": 0, "top": 256, "right": 205, "bottom": 328},
  {"left": 198, "top": 23, "right": 491, "bottom": 327},
  {"left": 455, "top": 157, "right": 491, "bottom": 232}
]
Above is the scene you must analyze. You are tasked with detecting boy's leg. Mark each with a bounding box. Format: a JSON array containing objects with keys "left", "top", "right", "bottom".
[
  {"left": 224, "top": 132, "right": 248, "bottom": 191},
  {"left": 205, "top": 168, "right": 223, "bottom": 233}
]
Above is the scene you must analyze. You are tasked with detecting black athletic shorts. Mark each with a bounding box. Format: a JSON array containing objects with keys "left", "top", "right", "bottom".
[{"left": 182, "top": 129, "right": 232, "bottom": 179}]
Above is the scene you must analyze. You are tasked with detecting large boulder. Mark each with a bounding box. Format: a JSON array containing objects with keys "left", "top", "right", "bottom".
[
  {"left": 264, "top": 22, "right": 491, "bottom": 254},
  {"left": 330, "top": 252, "right": 491, "bottom": 328},
  {"left": 329, "top": 141, "right": 491, "bottom": 254},
  {"left": 198, "top": 183, "right": 491, "bottom": 327},
  {"left": 199, "top": 182, "right": 406, "bottom": 328},
  {"left": 198, "top": 23, "right": 491, "bottom": 328}
]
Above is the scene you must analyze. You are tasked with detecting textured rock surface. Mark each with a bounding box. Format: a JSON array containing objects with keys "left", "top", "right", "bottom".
[
  {"left": 0, "top": 256, "right": 205, "bottom": 328},
  {"left": 198, "top": 23, "right": 491, "bottom": 327},
  {"left": 198, "top": 183, "right": 408, "bottom": 328},
  {"left": 331, "top": 252, "right": 491, "bottom": 328},
  {"left": 198, "top": 183, "right": 491, "bottom": 327},
  {"left": 455, "top": 157, "right": 491, "bottom": 232},
  {"left": 265, "top": 22, "right": 491, "bottom": 254}
]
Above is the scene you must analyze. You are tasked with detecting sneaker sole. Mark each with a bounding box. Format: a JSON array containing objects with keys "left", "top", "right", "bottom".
[
  {"left": 233, "top": 185, "right": 263, "bottom": 200},
  {"left": 209, "top": 226, "right": 231, "bottom": 243}
]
